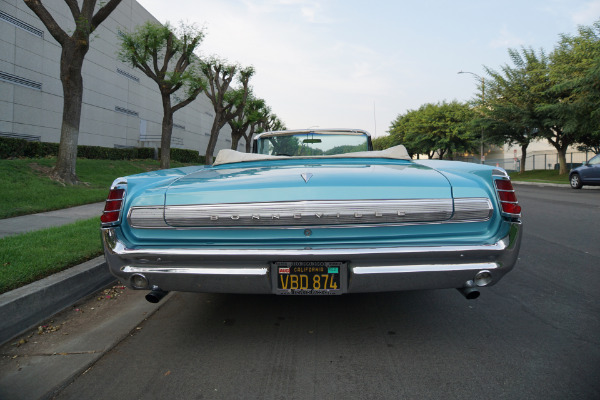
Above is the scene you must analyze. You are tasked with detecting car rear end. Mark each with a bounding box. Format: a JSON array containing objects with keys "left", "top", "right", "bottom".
[{"left": 101, "top": 158, "right": 522, "bottom": 300}]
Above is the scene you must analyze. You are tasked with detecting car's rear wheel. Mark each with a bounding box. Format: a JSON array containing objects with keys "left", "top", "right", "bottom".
[{"left": 570, "top": 173, "right": 583, "bottom": 189}]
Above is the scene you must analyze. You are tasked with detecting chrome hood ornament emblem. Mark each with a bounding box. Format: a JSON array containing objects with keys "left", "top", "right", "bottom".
[{"left": 300, "top": 173, "right": 313, "bottom": 183}]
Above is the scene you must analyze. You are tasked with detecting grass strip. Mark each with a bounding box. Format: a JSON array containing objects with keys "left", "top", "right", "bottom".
[
  {"left": 509, "top": 169, "right": 569, "bottom": 184},
  {"left": 0, "top": 217, "right": 103, "bottom": 294},
  {"left": 0, "top": 158, "right": 189, "bottom": 219}
]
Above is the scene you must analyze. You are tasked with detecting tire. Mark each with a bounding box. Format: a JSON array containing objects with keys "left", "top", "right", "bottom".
[{"left": 570, "top": 173, "right": 583, "bottom": 189}]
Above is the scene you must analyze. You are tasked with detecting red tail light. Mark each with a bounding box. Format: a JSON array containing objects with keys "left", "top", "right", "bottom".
[
  {"left": 101, "top": 186, "right": 126, "bottom": 225},
  {"left": 494, "top": 179, "right": 521, "bottom": 216}
]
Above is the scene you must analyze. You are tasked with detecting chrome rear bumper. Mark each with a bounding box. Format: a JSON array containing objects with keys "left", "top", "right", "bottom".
[{"left": 102, "top": 222, "right": 522, "bottom": 294}]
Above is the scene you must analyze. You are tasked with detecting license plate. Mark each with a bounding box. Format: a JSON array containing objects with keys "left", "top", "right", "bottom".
[{"left": 273, "top": 262, "right": 345, "bottom": 295}]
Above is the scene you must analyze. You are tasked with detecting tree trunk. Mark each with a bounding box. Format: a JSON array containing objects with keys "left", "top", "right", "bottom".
[
  {"left": 205, "top": 113, "right": 224, "bottom": 164},
  {"left": 520, "top": 143, "right": 528, "bottom": 174},
  {"left": 160, "top": 94, "right": 173, "bottom": 169},
  {"left": 53, "top": 43, "right": 86, "bottom": 185},
  {"left": 245, "top": 137, "right": 252, "bottom": 153},
  {"left": 557, "top": 146, "right": 568, "bottom": 175},
  {"left": 231, "top": 135, "right": 241, "bottom": 150}
]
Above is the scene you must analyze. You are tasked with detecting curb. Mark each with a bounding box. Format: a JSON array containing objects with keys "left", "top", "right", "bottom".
[
  {"left": 512, "top": 181, "right": 600, "bottom": 189},
  {"left": 0, "top": 256, "right": 115, "bottom": 345}
]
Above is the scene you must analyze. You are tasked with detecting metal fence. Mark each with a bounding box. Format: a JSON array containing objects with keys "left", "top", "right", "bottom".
[{"left": 456, "top": 151, "right": 595, "bottom": 172}]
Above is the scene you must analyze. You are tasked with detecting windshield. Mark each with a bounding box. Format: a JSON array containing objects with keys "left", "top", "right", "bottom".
[
  {"left": 255, "top": 132, "right": 369, "bottom": 156},
  {"left": 588, "top": 154, "right": 600, "bottom": 165}
]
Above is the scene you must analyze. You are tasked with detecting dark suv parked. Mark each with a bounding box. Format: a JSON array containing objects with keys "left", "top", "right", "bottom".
[{"left": 569, "top": 153, "right": 600, "bottom": 189}]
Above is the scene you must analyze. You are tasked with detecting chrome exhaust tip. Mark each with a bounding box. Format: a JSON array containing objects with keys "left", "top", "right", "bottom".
[
  {"left": 457, "top": 280, "right": 480, "bottom": 300},
  {"left": 457, "top": 286, "right": 480, "bottom": 300},
  {"left": 145, "top": 286, "right": 169, "bottom": 303}
]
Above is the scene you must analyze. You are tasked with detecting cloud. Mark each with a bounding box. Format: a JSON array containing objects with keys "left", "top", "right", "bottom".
[
  {"left": 489, "top": 26, "right": 525, "bottom": 49},
  {"left": 238, "top": 0, "right": 333, "bottom": 23},
  {"left": 571, "top": 0, "right": 600, "bottom": 24}
]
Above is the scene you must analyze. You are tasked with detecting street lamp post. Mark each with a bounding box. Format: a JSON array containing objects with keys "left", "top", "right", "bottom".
[{"left": 458, "top": 71, "right": 485, "bottom": 164}]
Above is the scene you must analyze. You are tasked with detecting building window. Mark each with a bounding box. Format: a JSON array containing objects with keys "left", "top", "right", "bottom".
[
  {"left": 115, "top": 106, "right": 139, "bottom": 117},
  {"left": 0, "top": 71, "right": 42, "bottom": 90},
  {"left": 0, "top": 11, "right": 44, "bottom": 38},
  {"left": 116, "top": 68, "right": 140, "bottom": 82}
]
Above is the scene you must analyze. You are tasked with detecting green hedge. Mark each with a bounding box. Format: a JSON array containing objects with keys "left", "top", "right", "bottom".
[{"left": 0, "top": 137, "right": 205, "bottom": 164}]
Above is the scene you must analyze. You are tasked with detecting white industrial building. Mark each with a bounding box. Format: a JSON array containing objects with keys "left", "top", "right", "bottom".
[{"left": 0, "top": 0, "right": 237, "bottom": 153}]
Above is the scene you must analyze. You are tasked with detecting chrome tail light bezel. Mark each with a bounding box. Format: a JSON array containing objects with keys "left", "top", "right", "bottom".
[
  {"left": 101, "top": 177, "right": 128, "bottom": 227},
  {"left": 493, "top": 175, "right": 521, "bottom": 219}
]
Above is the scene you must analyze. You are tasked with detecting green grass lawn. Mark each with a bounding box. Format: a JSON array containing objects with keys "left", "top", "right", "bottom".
[
  {"left": 0, "top": 158, "right": 189, "bottom": 219},
  {"left": 509, "top": 169, "right": 570, "bottom": 184},
  {"left": 0, "top": 217, "right": 103, "bottom": 294},
  {"left": 0, "top": 157, "right": 196, "bottom": 292}
]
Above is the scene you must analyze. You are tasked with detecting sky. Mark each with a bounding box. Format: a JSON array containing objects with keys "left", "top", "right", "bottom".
[{"left": 136, "top": 0, "right": 600, "bottom": 138}]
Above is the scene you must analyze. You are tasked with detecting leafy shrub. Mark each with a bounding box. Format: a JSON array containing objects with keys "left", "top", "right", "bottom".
[{"left": 0, "top": 137, "right": 204, "bottom": 164}]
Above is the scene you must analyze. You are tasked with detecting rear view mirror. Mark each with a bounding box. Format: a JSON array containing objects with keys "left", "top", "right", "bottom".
[{"left": 303, "top": 139, "right": 322, "bottom": 144}]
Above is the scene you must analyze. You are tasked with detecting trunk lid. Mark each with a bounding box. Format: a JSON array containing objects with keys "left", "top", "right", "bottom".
[{"left": 164, "top": 160, "right": 452, "bottom": 205}]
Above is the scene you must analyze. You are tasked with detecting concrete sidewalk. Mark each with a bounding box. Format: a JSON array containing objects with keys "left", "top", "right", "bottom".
[
  {"left": 0, "top": 286, "right": 172, "bottom": 400},
  {"left": 0, "top": 202, "right": 105, "bottom": 238},
  {"left": 0, "top": 202, "right": 173, "bottom": 399}
]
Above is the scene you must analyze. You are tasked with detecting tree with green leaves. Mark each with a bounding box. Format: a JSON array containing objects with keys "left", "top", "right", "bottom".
[
  {"left": 482, "top": 47, "right": 550, "bottom": 172},
  {"left": 388, "top": 109, "right": 427, "bottom": 158},
  {"left": 24, "top": 0, "right": 122, "bottom": 184},
  {"left": 242, "top": 104, "right": 272, "bottom": 152},
  {"left": 544, "top": 21, "right": 600, "bottom": 169},
  {"left": 201, "top": 58, "right": 254, "bottom": 164},
  {"left": 118, "top": 21, "right": 206, "bottom": 169},
  {"left": 575, "top": 52, "right": 600, "bottom": 154},
  {"left": 372, "top": 134, "right": 397, "bottom": 152},
  {"left": 390, "top": 102, "right": 477, "bottom": 160},
  {"left": 227, "top": 95, "right": 270, "bottom": 152},
  {"left": 260, "top": 113, "right": 286, "bottom": 133}
]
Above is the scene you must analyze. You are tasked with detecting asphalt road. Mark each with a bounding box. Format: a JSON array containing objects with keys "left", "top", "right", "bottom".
[{"left": 55, "top": 185, "right": 600, "bottom": 400}]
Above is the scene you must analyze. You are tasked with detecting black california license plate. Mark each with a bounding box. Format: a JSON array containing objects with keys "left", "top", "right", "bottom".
[{"left": 273, "top": 261, "right": 345, "bottom": 295}]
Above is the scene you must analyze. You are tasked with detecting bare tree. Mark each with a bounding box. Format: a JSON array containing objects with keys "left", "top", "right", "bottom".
[{"left": 24, "top": 0, "right": 122, "bottom": 184}]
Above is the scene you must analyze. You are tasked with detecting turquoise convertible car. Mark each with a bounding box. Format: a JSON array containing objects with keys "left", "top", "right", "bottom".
[{"left": 101, "top": 129, "right": 522, "bottom": 302}]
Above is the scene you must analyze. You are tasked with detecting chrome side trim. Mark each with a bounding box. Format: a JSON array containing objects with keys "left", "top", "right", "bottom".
[
  {"left": 353, "top": 262, "right": 498, "bottom": 274},
  {"left": 122, "top": 266, "right": 268, "bottom": 276},
  {"left": 128, "top": 197, "right": 493, "bottom": 229}
]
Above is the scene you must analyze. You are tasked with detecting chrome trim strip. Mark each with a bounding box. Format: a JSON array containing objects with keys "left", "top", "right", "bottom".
[
  {"left": 128, "top": 197, "right": 492, "bottom": 229},
  {"left": 353, "top": 262, "right": 497, "bottom": 275},
  {"left": 103, "top": 235, "right": 509, "bottom": 259},
  {"left": 253, "top": 129, "right": 371, "bottom": 141},
  {"left": 492, "top": 168, "right": 509, "bottom": 178},
  {"left": 122, "top": 266, "right": 268, "bottom": 276},
  {"left": 163, "top": 199, "right": 454, "bottom": 227}
]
